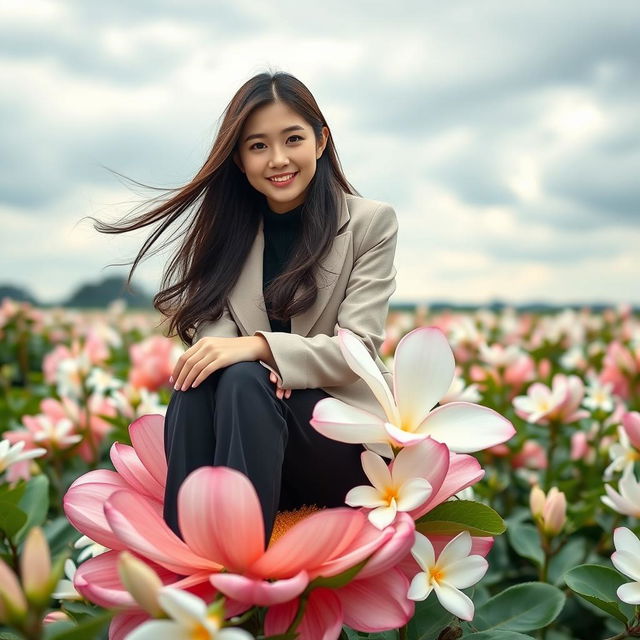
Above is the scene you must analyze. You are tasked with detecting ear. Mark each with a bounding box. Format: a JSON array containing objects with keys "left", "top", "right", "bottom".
[
  {"left": 233, "top": 151, "right": 245, "bottom": 173},
  {"left": 316, "top": 126, "right": 330, "bottom": 160}
]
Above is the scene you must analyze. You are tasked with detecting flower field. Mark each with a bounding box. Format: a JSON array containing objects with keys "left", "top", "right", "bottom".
[{"left": 1, "top": 297, "right": 639, "bottom": 640}]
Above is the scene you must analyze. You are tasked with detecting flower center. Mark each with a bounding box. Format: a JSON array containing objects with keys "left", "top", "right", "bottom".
[
  {"left": 429, "top": 566, "right": 445, "bottom": 583},
  {"left": 268, "top": 505, "right": 321, "bottom": 546}
]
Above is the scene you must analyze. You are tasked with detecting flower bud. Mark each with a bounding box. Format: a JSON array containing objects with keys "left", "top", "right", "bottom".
[
  {"left": 529, "top": 485, "right": 546, "bottom": 518},
  {"left": 117, "top": 551, "right": 163, "bottom": 617},
  {"left": 20, "top": 527, "right": 55, "bottom": 608},
  {"left": 542, "top": 488, "right": 567, "bottom": 536},
  {"left": 0, "top": 558, "right": 27, "bottom": 625}
]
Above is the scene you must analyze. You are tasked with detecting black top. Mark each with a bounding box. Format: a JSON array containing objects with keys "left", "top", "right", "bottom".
[{"left": 261, "top": 198, "right": 303, "bottom": 333}]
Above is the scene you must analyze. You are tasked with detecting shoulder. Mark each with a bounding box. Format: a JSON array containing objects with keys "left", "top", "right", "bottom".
[{"left": 344, "top": 194, "right": 398, "bottom": 254}]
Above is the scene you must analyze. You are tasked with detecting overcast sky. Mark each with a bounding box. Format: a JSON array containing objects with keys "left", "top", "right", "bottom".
[{"left": 1, "top": 0, "right": 639, "bottom": 307}]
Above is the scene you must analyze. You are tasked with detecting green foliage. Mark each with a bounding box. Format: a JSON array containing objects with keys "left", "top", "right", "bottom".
[{"left": 416, "top": 501, "right": 506, "bottom": 537}]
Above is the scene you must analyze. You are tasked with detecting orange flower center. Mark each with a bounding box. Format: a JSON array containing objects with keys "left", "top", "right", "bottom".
[
  {"left": 268, "top": 505, "right": 322, "bottom": 546},
  {"left": 429, "top": 566, "right": 445, "bottom": 583}
]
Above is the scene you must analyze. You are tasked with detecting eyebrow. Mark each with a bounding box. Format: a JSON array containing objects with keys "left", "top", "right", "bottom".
[{"left": 243, "top": 125, "right": 306, "bottom": 143}]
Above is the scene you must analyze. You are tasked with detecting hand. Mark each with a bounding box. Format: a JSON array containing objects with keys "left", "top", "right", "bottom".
[
  {"left": 269, "top": 371, "right": 291, "bottom": 400},
  {"left": 170, "top": 336, "right": 264, "bottom": 391}
]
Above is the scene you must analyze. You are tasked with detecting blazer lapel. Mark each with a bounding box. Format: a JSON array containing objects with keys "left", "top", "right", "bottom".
[{"left": 228, "top": 191, "right": 351, "bottom": 337}]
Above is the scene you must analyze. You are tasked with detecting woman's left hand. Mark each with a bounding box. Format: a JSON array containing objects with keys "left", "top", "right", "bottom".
[{"left": 269, "top": 371, "right": 292, "bottom": 400}]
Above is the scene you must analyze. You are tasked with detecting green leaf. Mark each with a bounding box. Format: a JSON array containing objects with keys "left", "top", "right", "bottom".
[
  {"left": 547, "top": 537, "right": 586, "bottom": 586},
  {"left": 506, "top": 522, "right": 544, "bottom": 568},
  {"left": 407, "top": 592, "right": 456, "bottom": 639},
  {"left": 46, "top": 609, "right": 113, "bottom": 640},
  {"left": 0, "top": 501, "right": 28, "bottom": 540},
  {"left": 14, "top": 474, "right": 49, "bottom": 544},
  {"left": 474, "top": 582, "right": 566, "bottom": 632},
  {"left": 463, "top": 633, "right": 535, "bottom": 639},
  {"left": 415, "top": 501, "right": 506, "bottom": 536},
  {"left": 564, "top": 564, "right": 634, "bottom": 624}
]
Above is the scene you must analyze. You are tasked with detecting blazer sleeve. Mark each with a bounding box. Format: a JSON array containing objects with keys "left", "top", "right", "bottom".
[
  {"left": 254, "top": 202, "right": 398, "bottom": 389},
  {"left": 193, "top": 302, "right": 240, "bottom": 342}
]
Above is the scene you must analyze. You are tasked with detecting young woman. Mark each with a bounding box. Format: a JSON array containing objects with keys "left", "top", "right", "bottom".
[{"left": 93, "top": 70, "right": 399, "bottom": 544}]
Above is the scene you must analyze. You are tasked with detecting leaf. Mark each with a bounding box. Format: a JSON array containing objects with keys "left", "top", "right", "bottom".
[
  {"left": 564, "top": 564, "right": 634, "bottom": 624},
  {"left": 14, "top": 474, "right": 50, "bottom": 544},
  {"left": 474, "top": 582, "right": 566, "bottom": 632},
  {"left": 547, "top": 537, "right": 586, "bottom": 586},
  {"left": 506, "top": 522, "right": 544, "bottom": 568},
  {"left": 415, "top": 501, "right": 506, "bottom": 536},
  {"left": 463, "top": 633, "right": 535, "bottom": 639},
  {"left": 46, "top": 610, "right": 114, "bottom": 640},
  {"left": 0, "top": 501, "right": 28, "bottom": 540},
  {"left": 407, "top": 593, "right": 457, "bottom": 640}
]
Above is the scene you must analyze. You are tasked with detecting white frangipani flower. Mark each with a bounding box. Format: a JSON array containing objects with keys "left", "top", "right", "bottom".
[
  {"left": 74, "top": 535, "right": 108, "bottom": 562},
  {"left": 441, "top": 375, "right": 481, "bottom": 404},
  {"left": 125, "top": 587, "right": 254, "bottom": 640},
  {"left": 345, "top": 446, "right": 432, "bottom": 529},
  {"left": 0, "top": 439, "right": 47, "bottom": 474},
  {"left": 51, "top": 558, "right": 82, "bottom": 601},
  {"left": 407, "top": 530, "right": 488, "bottom": 621},
  {"left": 478, "top": 342, "right": 523, "bottom": 368},
  {"left": 583, "top": 378, "right": 614, "bottom": 413},
  {"left": 602, "top": 467, "right": 640, "bottom": 517},
  {"left": 86, "top": 367, "right": 124, "bottom": 397},
  {"left": 604, "top": 425, "right": 640, "bottom": 481},
  {"left": 611, "top": 527, "right": 640, "bottom": 604},
  {"left": 30, "top": 416, "right": 82, "bottom": 449}
]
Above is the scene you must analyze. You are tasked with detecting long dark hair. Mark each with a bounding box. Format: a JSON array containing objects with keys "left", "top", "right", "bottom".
[{"left": 88, "top": 70, "right": 360, "bottom": 345}]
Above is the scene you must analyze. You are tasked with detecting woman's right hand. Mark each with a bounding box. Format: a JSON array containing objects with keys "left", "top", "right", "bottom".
[{"left": 269, "top": 371, "right": 291, "bottom": 400}]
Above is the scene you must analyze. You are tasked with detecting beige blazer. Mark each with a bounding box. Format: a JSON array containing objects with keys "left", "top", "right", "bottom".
[{"left": 193, "top": 191, "right": 398, "bottom": 421}]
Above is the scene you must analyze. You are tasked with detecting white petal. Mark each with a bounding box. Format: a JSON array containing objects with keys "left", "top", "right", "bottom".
[
  {"left": 218, "top": 629, "right": 255, "bottom": 640},
  {"left": 417, "top": 402, "right": 515, "bottom": 453},
  {"left": 345, "top": 485, "right": 387, "bottom": 508},
  {"left": 407, "top": 572, "right": 432, "bottom": 601},
  {"left": 437, "top": 531, "right": 472, "bottom": 567},
  {"left": 338, "top": 328, "right": 400, "bottom": 424},
  {"left": 443, "top": 555, "right": 488, "bottom": 589},
  {"left": 411, "top": 532, "right": 435, "bottom": 571},
  {"left": 433, "top": 581, "right": 475, "bottom": 621},
  {"left": 396, "top": 478, "right": 432, "bottom": 512},
  {"left": 618, "top": 581, "right": 640, "bottom": 604},
  {"left": 125, "top": 620, "right": 188, "bottom": 640},
  {"left": 368, "top": 502, "right": 397, "bottom": 529},
  {"left": 361, "top": 450, "right": 393, "bottom": 491},
  {"left": 157, "top": 588, "right": 206, "bottom": 627},
  {"left": 384, "top": 421, "right": 429, "bottom": 446},
  {"left": 614, "top": 527, "right": 640, "bottom": 557},
  {"left": 310, "top": 398, "right": 389, "bottom": 444},
  {"left": 394, "top": 328, "right": 455, "bottom": 428},
  {"left": 612, "top": 550, "right": 640, "bottom": 583}
]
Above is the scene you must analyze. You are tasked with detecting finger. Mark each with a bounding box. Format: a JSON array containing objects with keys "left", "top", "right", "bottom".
[
  {"left": 277, "top": 388, "right": 283, "bottom": 400},
  {"left": 270, "top": 372, "right": 276, "bottom": 383},
  {"left": 192, "top": 360, "right": 223, "bottom": 388},
  {"left": 175, "top": 352, "right": 208, "bottom": 391},
  {"left": 285, "top": 389, "right": 291, "bottom": 399}
]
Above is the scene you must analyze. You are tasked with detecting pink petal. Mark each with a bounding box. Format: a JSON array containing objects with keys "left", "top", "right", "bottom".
[
  {"left": 179, "top": 467, "right": 264, "bottom": 573},
  {"left": 127, "top": 414, "right": 168, "bottom": 487},
  {"left": 428, "top": 535, "right": 494, "bottom": 558},
  {"left": 110, "top": 443, "right": 164, "bottom": 503},
  {"left": 209, "top": 570, "right": 308, "bottom": 606},
  {"left": 357, "top": 513, "right": 416, "bottom": 579},
  {"left": 310, "top": 398, "right": 389, "bottom": 444},
  {"left": 104, "top": 489, "right": 220, "bottom": 575},
  {"left": 417, "top": 402, "right": 515, "bottom": 453},
  {"left": 265, "top": 589, "right": 343, "bottom": 640},
  {"left": 390, "top": 438, "right": 450, "bottom": 491},
  {"left": 109, "top": 612, "right": 151, "bottom": 640},
  {"left": 254, "top": 509, "right": 366, "bottom": 578},
  {"left": 64, "top": 481, "right": 130, "bottom": 550},
  {"left": 338, "top": 568, "right": 414, "bottom": 632},
  {"left": 393, "top": 328, "right": 455, "bottom": 428},
  {"left": 623, "top": 412, "right": 640, "bottom": 450}
]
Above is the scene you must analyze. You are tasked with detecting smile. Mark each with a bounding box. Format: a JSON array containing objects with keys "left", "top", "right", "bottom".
[{"left": 267, "top": 172, "right": 298, "bottom": 186}]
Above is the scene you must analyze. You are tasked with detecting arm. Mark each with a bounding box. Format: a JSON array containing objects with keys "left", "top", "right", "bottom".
[{"left": 253, "top": 202, "right": 399, "bottom": 389}]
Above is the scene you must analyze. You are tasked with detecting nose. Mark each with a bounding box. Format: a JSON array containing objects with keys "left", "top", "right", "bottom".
[{"left": 268, "top": 144, "right": 290, "bottom": 168}]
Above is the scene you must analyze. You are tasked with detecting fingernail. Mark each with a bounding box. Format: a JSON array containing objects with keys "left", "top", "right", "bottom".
[
  {"left": 174, "top": 384, "right": 179, "bottom": 391},
  {"left": 169, "top": 376, "right": 173, "bottom": 384}
]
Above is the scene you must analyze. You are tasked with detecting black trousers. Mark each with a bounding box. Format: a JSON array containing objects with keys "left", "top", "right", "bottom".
[{"left": 162, "top": 361, "right": 369, "bottom": 545}]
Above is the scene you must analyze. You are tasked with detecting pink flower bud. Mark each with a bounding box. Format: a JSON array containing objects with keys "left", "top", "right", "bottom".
[
  {"left": 0, "top": 558, "right": 27, "bottom": 625},
  {"left": 542, "top": 488, "right": 567, "bottom": 536},
  {"left": 529, "top": 485, "right": 546, "bottom": 518},
  {"left": 117, "top": 551, "right": 163, "bottom": 617},
  {"left": 20, "top": 527, "right": 52, "bottom": 607}
]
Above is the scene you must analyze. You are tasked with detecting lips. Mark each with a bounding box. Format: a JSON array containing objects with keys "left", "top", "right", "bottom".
[{"left": 267, "top": 171, "right": 298, "bottom": 186}]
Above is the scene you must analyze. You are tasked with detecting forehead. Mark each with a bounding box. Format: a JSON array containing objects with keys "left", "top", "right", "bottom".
[{"left": 242, "top": 101, "right": 306, "bottom": 133}]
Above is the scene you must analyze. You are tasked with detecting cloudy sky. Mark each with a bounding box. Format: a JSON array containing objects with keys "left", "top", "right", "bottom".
[{"left": 1, "top": 0, "right": 639, "bottom": 307}]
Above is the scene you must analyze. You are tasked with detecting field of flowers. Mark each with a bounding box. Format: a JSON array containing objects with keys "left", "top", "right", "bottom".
[{"left": 0, "top": 297, "right": 639, "bottom": 640}]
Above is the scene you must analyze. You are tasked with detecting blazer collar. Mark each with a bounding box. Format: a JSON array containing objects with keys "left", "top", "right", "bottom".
[{"left": 228, "top": 190, "right": 351, "bottom": 337}]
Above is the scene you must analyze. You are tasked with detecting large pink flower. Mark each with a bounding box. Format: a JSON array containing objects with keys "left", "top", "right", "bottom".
[
  {"left": 311, "top": 327, "right": 515, "bottom": 453},
  {"left": 128, "top": 335, "right": 179, "bottom": 391}
]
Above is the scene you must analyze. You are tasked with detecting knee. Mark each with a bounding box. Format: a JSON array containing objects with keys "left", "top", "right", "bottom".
[{"left": 216, "top": 362, "right": 268, "bottom": 395}]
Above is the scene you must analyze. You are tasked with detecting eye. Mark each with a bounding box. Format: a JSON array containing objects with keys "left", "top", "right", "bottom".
[{"left": 249, "top": 135, "right": 304, "bottom": 150}]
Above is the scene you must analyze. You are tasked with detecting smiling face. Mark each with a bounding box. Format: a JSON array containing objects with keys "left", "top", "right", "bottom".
[{"left": 234, "top": 100, "right": 329, "bottom": 213}]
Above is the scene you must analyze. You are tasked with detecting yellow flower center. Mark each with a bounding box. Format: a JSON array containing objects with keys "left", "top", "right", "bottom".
[
  {"left": 429, "top": 566, "right": 445, "bottom": 583},
  {"left": 191, "top": 623, "right": 211, "bottom": 640},
  {"left": 268, "top": 505, "right": 322, "bottom": 546},
  {"left": 382, "top": 487, "right": 399, "bottom": 504}
]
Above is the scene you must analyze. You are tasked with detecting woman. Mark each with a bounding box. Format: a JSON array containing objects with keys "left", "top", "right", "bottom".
[{"left": 93, "top": 70, "right": 399, "bottom": 544}]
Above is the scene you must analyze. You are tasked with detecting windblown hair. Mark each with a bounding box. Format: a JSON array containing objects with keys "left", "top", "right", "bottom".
[{"left": 88, "top": 69, "right": 360, "bottom": 345}]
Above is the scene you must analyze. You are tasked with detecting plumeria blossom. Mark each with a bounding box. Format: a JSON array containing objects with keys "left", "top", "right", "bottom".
[
  {"left": 611, "top": 527, "right": 640, "bottom": 605},
  {"left": 604, "top": 414, "right": 640, "bottom": 480},
  {"left": 126, "top": 587, "right": 253, "bottom": 640},
  {"left": 0, "top": 439, "right": 46, "bottom": 475},
  {"left": 602, "top": 466, "right": 640, "bottom": 517},
  {"left": 407, "top": 531, "right": 488, "bottom": 621},
  {"left": 582, "top": 377, "right": 615, "bottom": 413},
  {"left": 513, "top": 373, "right": 589, "bottom": 425},
  {"left": 346, "top": 448, "right": 433, "bottom": 529},
  {"left": 311, "top": 327, "right": 515, "bottom": 454}
]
